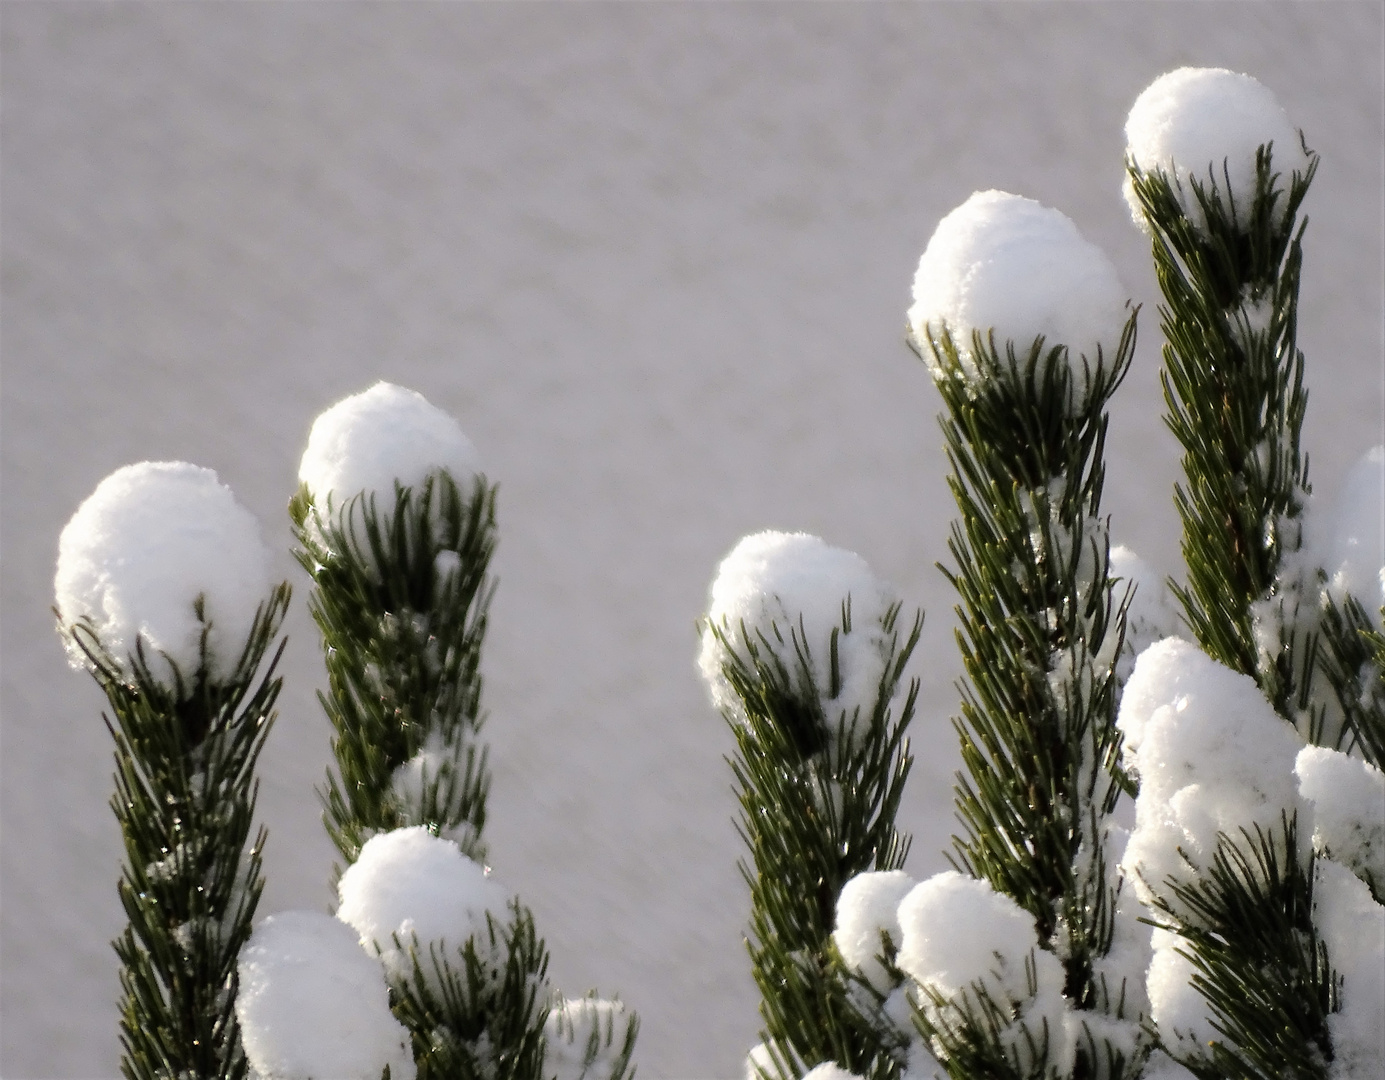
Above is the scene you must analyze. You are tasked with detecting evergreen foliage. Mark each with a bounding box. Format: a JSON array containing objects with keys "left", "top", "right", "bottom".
[
  {"left": 1317, "top": 594, "right": 1385, "bottom": 769},
  {"left": 60, "top": 585, "right": 290, "bottom": 1080},
  {"left": 1125, "top": 143, "right": 1318, "bottom": 727},
  {"left": 1127, "top": 144, "right": 1341, "bottom": 1077},
  {"left": 289, "top": 469, "right": 497, "bottom": 868},
  {"left": 907, "top": 319, "right": 1144, "bottom": 1080},
  {"left": 544, "top": 994, "right": 640, "bottom": 1080},
  {"left": 387, "top": 900, "right": 552, "bottom": 1080},
  {"left": 707, "top": 600, "right": 922, "bottom": 1078},
  {"left": 293, "top": 462, "right": 639, "bottom": 1078}
]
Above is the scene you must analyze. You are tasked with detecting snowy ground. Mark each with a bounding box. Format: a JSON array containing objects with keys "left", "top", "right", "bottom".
[{"left": 2, "top": 4, "right": 1381, "bottom": 1077}]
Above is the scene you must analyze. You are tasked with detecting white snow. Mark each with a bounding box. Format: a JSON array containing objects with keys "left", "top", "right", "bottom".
[
  {"left": 299, "top": 382, "right": 482, "bottom": 513},
  {"left": 543, "top": 996, "right": 632, "bottom": 1080},
  {"left": 1118, "top": 638, "right": 1308, "bottom": 919},
  {"left": 235, "top": 910, "right": 416, "bottom": 1080},
  {"left": 1144, "top": 930, "right": 1218, "bottom": 1067},
  {"left": 833, "top": 869, "right": 916, "bottom": 992},
  {"left": 1124, "top": 67, "right": 1310, "bottom": 233},
  {"left": 54, "top": 461, "right": 273, "bottom": 686},
  {"left": 1296, "top": 746, "right": 1385, "bottom": 892},
  {"left": 1108, "top": 546, "right": 1181, "bottom": 684},
  {"left": 1317, "top": 445, "right": 1385, "bottom": 611},
  {"left": 800, "top": 1065, "right": 864, "bottom": 1080},
  {"left": 335, "top": 826, "right": 511, "bottom": 981},
  {"left": 1313, "top": 859, "right": 1385, "bottom": 1079},
  {"left": 906, "top": 190, "right": 1127, "bottom": 391},
  {"left": 896, "top": 871, "right": 1073, "bottom": 1075},
  {"left": 698, "top": 531, "right": 900, "bottom": 741}
]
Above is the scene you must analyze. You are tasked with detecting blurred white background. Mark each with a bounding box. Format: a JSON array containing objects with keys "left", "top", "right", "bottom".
[{"left": 2, "top": 4, "right": 1380, "bottom": 1076}]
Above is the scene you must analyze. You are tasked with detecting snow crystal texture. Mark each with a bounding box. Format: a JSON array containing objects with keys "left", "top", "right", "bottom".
[
  {"left": 236, "top": 910, "right": 416, "bottom": 1080},
  {"left": 55, "top": 461, "right": 272, "bottom": 685},
  {"left": 299, "top": 381, "right": 482, "bottom": 512},
  {"left": 907, "top": 190, "right": 1126, "bottom": 387},
  {"left": 1124, "top": 67, "right": 1310, "bottom": 232}
]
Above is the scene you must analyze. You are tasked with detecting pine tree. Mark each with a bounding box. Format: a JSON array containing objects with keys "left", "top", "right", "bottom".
[
  {"left": 290, "top": 468, "right": 497, "bottom": 869},
  {"left": 886, "top": 189, "right": 1151, "bottom": 1080},
  {"left": 55, "top": 463, "right": 289, "bottom": 1080},
  {"left": 290, "top": 383, "right": 637, "bottom": 1080},
  {"left": 699, "top": 532, "right": 923, "bottom": 1079},
  {"left": 1121, "top": 67, "right": 1381, "bottom": 1079}
]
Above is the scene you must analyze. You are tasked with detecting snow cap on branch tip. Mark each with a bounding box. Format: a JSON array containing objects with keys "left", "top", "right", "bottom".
[
  {"left": 235, "top": 910, "right": 416, "bottom": 1080},
  {"left": 55, "top": 461, "right": 273, "bottom": 686},
  {"left": 299, "top": 381, "right": 482, "bottom": 513},
  {"left": 335, "top": 826, "right": 510, "bottom": 981},
  {"left": 1118, "top": 638, "right": 1309, "bottom": 917},
  {"left": 544, "top": 997, "right": 632, "bottom": 1080},
  {"left": 834, "top": 869, "right": 916, "bottom": 992},
  {"left": 896, "top": 871, "right": 1073, "bottom": 1074},
  {"left": 907, "top": 190, "right": 1127, "bottom": 390},
  {"left": 698, "top": 530, "right": 900, "bottom": 733},
  {"left": 1124, "top": 67, "right": 1309, "bottom": 234}
]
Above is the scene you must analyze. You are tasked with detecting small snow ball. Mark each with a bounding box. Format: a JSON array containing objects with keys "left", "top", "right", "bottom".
[
  {"left": 235, "top": 909, "right": 416, "bottom": 1080},
  {"left": 833, "top": 869, "right": 916, "bottom": 991},
  {"left": 1124, "top": 67, "right": 1310, "bottom": 233},
  {"left": 698, "top": 531, "right": 899, "bottom": 733},
  {"left": 907, "top": 190, "right": 1127, "bottom": 389},
  {"left": 336, "top": 826, "right": 510, "bottom": 980},
  {"left": 55, "top": 461, "right": 272, "bottom": 686},
  {"left": 299, "top": 382, "right": 482, "bottom": 513},
  {"left": 543, "top": 996, "right": 633, "bottom": 1080}
]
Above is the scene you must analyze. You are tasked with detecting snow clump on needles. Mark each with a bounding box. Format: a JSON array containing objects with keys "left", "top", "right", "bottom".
[
  {"left": 906, "top": 190, "right": 1127, "bottom": 391},
  {"left": 1124, "top": 67, "right": 1310, "bottom": 233},
  {"left": 335, "top": 825, "right": 511, "bottom": 982},
  {"left": 298, "top": 381, "right": 482, "bottom": 513},
  {"left": 55, "top": 461, "right": 272, "bottom": 686},
  {"left": 698, "top": 530, "right": 900, "bottom": 741},
  {"left": 235, "top": 910, "right": 415, "bottom": 1080}
]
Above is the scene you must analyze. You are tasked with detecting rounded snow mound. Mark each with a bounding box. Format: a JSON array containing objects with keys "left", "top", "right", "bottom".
[
  {"left": 1124, "top": 67, "right": 1309, "bottom": 233},
  {"left": 55, "top": 461, "right": 272, "bottom": 685},
  {"left": 698, "top": 530, "right": 899, "bottom": 735},
  {"left": 299, "top": 382, "right": 482, "bottom": 512},
  {"left": 336, "top": 826, "right": 511, "bottom": 980},
  {"left": 908, "top": 190, "right": 1127, "bottom": 387},
  {"left": 236, "top": 910, "right": 416, "bottom": 1080}
]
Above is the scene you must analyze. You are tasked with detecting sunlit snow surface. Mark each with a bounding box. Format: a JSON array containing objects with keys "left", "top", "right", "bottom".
[
  {"left": 3, "top": 6, "right": 1381, "bottom": 1077},
  {"left": 54, "top": 461, "right": 272, "bottom": 684}
]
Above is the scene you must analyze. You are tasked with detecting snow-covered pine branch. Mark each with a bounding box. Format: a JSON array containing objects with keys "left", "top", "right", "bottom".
[
  {"left": 698, "top": 531, "right": 922, "bottom": 1080},
  {"left": 1124, "top": 67, "right": 1320, "bottom": 730},
  {"left": 55, "top": 461, "right": 290, "bottom": 1080},
  {"left": 887, "top": 190, "right": 1150, "bottom": 1080},
  {"left": 282, "top": 384, "right": 638, "bottom": 1078},
  {"left": 290, "top": 381, "right": 497, "bottom": 867},
  {"left": 1120, "top": 67, "right": 1384, "bottom": 1080}
]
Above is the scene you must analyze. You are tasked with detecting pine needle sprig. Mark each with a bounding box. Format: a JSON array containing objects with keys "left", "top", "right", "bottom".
[
  {"left": 710, "top": 601, "right": 922, "bottom": 1078},
  {"left": 1145, "top": 816, "right": 1337, "bottom": 1080},
  {"left": 1316, "top": 594, "right": 1385, "bottom": 767},
  {"left": 61, "top": 585, "right": 291, "bottom": 1080},
  {"left": 909, "top": 318, "right": 1144, "bottom": 1078},
  {"left": 1126, "top": 142, "right": 1319, "bottom": 721},
  {"left": 387, "top": 899, "right": 552, "bottom": 1080},
  {"left": 290, "top": 469, "right": 497, "bottom": 869}
]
